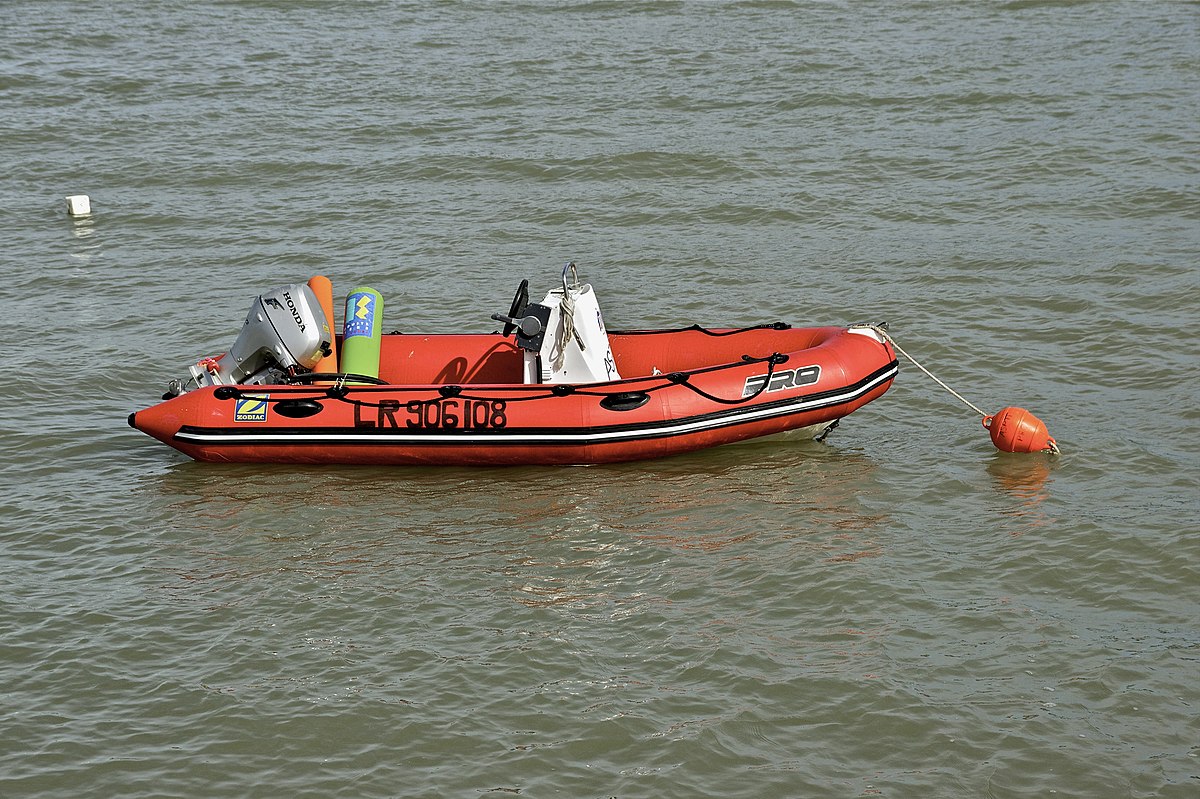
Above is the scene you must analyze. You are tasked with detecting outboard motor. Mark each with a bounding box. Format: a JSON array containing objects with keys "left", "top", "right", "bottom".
[{"left": 165, "top": 283, "right": 332, "bottom": 397}]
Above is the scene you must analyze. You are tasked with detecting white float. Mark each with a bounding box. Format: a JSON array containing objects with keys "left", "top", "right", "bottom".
[{"left": 65, "top": 195, "right": 91, "bottom": 216}]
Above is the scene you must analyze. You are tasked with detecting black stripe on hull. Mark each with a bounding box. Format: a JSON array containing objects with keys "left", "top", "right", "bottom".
[{"left": 174, "top": 361, "right": 898, "bottom": 449}]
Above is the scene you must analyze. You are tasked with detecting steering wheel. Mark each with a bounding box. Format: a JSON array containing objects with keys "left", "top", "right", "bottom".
[{"left": 501, "top": 279, "right": 530, "bottom": 336}]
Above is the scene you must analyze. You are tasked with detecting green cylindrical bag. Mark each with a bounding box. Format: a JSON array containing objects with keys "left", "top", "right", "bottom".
[{"left": 341, "top": 286, "right": 384, "bottom": 380}]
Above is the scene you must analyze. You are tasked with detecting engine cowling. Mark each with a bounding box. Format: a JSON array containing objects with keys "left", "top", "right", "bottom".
[{"left": 170, "top": 283, "right": 331, "bottom": 395}]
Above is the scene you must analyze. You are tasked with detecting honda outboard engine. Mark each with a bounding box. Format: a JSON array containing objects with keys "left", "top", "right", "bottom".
[{"left": 165, "top": 283, "right": 332, "bottom": 397}]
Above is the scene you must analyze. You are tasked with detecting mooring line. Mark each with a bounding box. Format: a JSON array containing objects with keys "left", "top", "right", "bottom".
[{"left": 858, "top": 324, "right": 988, "bottom": 418}]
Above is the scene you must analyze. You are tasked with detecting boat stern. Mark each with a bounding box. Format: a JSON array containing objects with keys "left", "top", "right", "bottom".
[{"left": 128, "top": 389, "right": 227, "bottom": 459}]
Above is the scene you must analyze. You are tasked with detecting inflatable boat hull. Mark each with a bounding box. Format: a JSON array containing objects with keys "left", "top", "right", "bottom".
[{"left": 130, "top": 325, "right": 897, "bottom": 466}]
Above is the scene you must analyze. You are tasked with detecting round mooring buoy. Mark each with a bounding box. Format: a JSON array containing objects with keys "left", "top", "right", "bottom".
[
  {"left": 844, "top": 326, "right": 1061, "bottom": 456},
  {"left": 983, "top": 406, "right": 1058, "bottom": 454}
]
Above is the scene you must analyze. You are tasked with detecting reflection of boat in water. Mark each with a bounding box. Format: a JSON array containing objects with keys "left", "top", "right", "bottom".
[{"left": 129, "top": 264, "right": 898, "bottom": 466}]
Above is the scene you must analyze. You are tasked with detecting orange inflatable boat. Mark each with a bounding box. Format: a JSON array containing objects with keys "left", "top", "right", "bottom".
[{"left": 129, "top": 264, "right": 898, "bottom": 466}]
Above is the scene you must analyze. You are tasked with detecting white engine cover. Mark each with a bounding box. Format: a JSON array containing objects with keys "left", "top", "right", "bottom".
[{"left": 537, "top": 283, "right": 621, "bottom": 384}]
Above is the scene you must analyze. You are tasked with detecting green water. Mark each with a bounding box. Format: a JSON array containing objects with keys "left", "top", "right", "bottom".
[{"left": 2, "top": 1, "right": 1197, "bottom": 796}]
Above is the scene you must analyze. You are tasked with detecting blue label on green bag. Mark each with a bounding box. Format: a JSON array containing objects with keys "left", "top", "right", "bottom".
[{"left": 344, "top": 292, "right": 375, "bottom": 339}]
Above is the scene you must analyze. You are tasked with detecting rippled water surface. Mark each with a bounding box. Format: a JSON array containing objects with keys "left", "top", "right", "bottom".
[{"left": 2, "top": 1, "right": 1198, "bottom": 796}]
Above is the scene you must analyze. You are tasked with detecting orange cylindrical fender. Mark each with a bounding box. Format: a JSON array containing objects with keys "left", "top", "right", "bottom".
[
  {"left": 983, "top": 406, "right": 1058, "bottom": 454},
  {"left": 307, "top": 275, "right": 338, "bottom": 374}
]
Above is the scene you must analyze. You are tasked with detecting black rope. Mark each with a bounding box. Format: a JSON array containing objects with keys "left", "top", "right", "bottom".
[
  {"left": 610, "top": 322, "right": 791, "bottom": 336},
  {"left": 814, "top": 419, "right": 840, "bottom": 443},
  {"left": 284, "top": 372, "right": 387, "bottom": 386},
  {"left": 662, "top": 353, "right": 789, "bottom": 405}
]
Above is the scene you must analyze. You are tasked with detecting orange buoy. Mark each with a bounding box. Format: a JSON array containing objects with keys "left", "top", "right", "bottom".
[{"left": 982, "top": 407, "right": 1059, "bottom": 454}]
